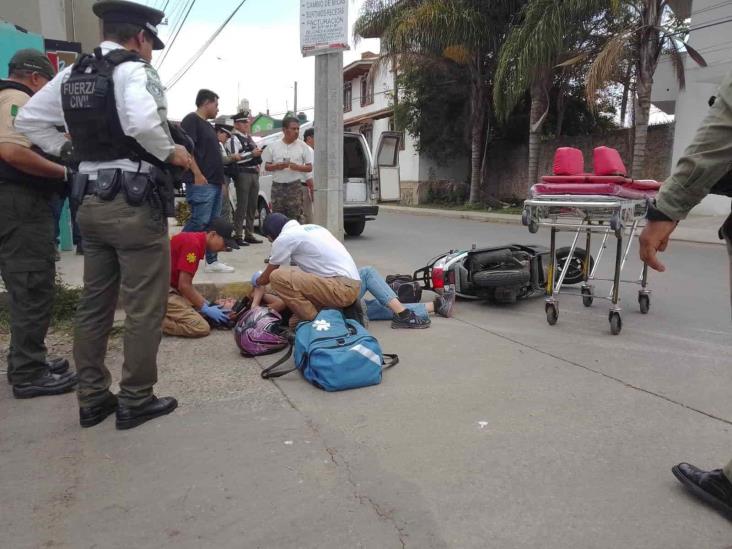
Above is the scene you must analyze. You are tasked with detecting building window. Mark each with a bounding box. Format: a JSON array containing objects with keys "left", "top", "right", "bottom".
[
  {"left": 360, "top": 76, "right": 374, "bottom": 107},
  {"left": 344, "top": 82, "right": 352, "bottom": 113}
]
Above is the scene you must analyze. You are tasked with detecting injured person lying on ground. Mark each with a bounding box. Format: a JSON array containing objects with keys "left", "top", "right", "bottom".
[
  {"left": 249, "top": 264, "right": 455, "bottom": 329},
  {"left": 162, "top": 217, "right": 240, "bottom": 338}
]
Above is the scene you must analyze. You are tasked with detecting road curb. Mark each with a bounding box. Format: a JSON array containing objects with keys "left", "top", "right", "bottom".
[{"left": 379, "top": 205, "right": 724, "bottom": 246}]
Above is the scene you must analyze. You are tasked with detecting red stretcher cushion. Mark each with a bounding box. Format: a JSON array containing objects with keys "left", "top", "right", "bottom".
[
  {"left": 593, "top": 146, "right": 627, "bottom": 176},
  {"left": 531, "top": 182, "right": 656, "bottom": 199},
  {"left": 627, "top": 179, "right": 662, "bottom": 190},
  {"left": 553, "top": 147, "right": 584, "bottom": 175},
  {"left": 541, "top": 175, "right": 631, "bottom": 184}
]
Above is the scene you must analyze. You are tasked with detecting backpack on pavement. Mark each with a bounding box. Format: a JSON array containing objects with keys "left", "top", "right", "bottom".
[
  {"left": 385, "top": 274, "right": 423, "bottom": 304},
  {"left": 260, "top": 309, "right": 398, "bottom": 391}
]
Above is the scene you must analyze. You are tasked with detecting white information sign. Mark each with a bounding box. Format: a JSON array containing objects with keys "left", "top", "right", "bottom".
[{"left": 300, "top": 0, "right": 350, "bottom": 57}]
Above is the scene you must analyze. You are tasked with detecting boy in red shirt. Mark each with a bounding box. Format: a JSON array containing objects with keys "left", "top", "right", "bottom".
[{"left": 163, "top": 217, "right": 239, "bottom": 337}]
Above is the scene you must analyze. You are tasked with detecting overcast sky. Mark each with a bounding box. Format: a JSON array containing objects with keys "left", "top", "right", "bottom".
[{"left": 140, "top": 0, "right": 380, "bottom": 120}]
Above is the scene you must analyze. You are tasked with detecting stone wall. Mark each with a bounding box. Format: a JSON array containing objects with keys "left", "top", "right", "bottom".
[
  {"left": 397, "top": 123, "right": 676, "bottom": 205},
  {"left": 482, "top": 123, "right": 675, "bottom": 201}
]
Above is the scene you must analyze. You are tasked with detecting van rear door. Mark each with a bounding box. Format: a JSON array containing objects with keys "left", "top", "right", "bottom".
[{"left": 375, "top": 131, "right": 401, "bottom": 202}]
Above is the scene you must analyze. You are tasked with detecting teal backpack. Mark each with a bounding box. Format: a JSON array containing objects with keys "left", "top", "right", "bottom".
[{"left": 261, "top": 309, "right": 398, "bottom": 391}]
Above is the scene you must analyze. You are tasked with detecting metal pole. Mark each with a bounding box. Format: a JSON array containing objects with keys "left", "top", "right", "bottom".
[
  {"left": 294, "top": 81, "right": 298, "bottom": 113},
  {"left": 313, "top": 52, "right": 344, "bottom": 240}
]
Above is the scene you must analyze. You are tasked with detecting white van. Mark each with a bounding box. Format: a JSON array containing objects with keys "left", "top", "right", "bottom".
[{"left": 234, "top": 123, "right": 400, "bottom": 237}]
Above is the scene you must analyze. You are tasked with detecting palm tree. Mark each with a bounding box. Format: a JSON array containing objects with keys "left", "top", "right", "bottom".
[
  {"left": 355, "top": 0, "right": 523, "bottom": 203},
  {"left": 583, "top": 0, "right": 706, "bottom": 176},
  {"left": 494, "top": 0, "right": 620, "bottom": 190}
]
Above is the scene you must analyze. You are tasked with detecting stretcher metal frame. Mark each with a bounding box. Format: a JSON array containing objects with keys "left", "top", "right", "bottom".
[{"left": 522, "top": 194, "right": 651, "bottom": 335}]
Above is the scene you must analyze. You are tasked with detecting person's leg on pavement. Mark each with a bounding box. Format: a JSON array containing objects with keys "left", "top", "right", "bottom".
[
  {"left": 73, "top": 198, "right": 122, "bottom": 407},
  {"left": 245, "top": 172, "right": 260, "bottom": 239},
  {"left": 0, "top": 189, "right": 58, "bottom": 385},
  {"left": 220, "top": 181, "right": 234, "bottom": 225},
  {"left": 358, "top": 266, "right": 430, "bottom": 327},
  {"left": 233, "top": 172, "right": 247, "bottom": 239},
  {"left": 162, "top": 291, "right": 211, "bottom": 337},
  {"left": 183, "top": 183, "right": 217, "bottom": 234},
  {"left": 271, "top": 268, "right": 359, "bottom": 328},
  {"left": 115, "top": 201, "right": 170, "bottom": 408},
  {"left": 205, "top": 183, "right": 223, "bottom": 264}
]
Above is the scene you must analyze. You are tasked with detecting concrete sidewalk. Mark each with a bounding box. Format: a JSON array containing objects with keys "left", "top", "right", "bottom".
[{"left": 380, "top": 204, "right": 728, "bottom": 246}]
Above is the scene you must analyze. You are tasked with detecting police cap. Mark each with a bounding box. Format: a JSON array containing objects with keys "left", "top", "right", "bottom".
[
  {"left": 232, "top": 111, "right": 251, "bottom": 122},
  {"left": 8, "top": 49, "right": 56, "bottom": 81},
  {"left": 93, "top": 0, "right": 166, "bottom": 50}
]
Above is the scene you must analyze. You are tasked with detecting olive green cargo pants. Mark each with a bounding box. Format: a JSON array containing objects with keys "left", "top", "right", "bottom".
[
  {"left": 0, "top": 182, "right": 55, "bottom": 384},
  {"left": 723, "top": 213, "right": 732, "bottom": 481},
  {"left": 74, "top": 194, "right": 169, "bottom": 407}
]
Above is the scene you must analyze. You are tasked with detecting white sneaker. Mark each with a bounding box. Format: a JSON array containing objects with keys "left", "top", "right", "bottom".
[{"left": 204, "top": 261, "right": 235, "bottom": 273}]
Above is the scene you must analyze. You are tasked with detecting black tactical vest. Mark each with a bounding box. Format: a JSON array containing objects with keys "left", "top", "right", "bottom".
[{"left": 62, "top": 48, "right": 161, "bottom": 165}]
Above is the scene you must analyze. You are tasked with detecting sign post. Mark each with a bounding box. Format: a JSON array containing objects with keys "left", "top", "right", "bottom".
[{"left": 300, "top": 0, "right": 349, "bottom": 240}]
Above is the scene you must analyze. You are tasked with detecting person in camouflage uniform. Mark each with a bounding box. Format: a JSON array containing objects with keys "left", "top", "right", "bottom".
[{"left": 639, "top": 71, "right": 732, "bottom": 521}]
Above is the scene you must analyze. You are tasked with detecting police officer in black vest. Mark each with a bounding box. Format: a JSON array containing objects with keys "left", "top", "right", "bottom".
[
  {"left": 16, "top": 0, "right": 193, "bottom": 429},
  {"left": 0, "top": 50, "right": 78, "bottom": 398}
]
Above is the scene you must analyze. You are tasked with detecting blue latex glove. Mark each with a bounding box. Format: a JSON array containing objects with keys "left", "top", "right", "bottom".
[
  {"left": 200, "top": 302, "right": 229, "bottom": 324},
  {"left": 251, "top": 270, "right": 263, "bottom": 287}
]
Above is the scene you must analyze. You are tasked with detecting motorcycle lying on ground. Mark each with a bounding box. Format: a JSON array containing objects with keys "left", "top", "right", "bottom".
[{"left": 413, "top": 244, "right": 593, "bottom": 304}]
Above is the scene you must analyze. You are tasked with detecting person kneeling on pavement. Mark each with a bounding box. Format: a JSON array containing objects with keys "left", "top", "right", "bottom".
[
  {"left": 163, "top": 217, "right": 240, "bottom": 337},
  {"left": 249, "top": 265, "right": 455, "bottom": 329},
  {"left": 255, "top": 213, "right": 360, "bottom": 330}
]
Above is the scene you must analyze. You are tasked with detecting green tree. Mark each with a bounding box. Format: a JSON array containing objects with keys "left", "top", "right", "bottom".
[
  {"left": 494, "top": 0, "right": 620, "bottom": 190},
  {"left": 355, "top": 0, "right": 524, "bottom": 203}
]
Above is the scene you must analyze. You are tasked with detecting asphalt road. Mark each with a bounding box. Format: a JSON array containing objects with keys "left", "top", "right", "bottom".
[{"left": 1, "top": 211, "right": 730, "bottom": 549}]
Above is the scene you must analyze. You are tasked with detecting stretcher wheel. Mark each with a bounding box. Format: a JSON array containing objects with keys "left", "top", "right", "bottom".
[
  {"left": 609, "top": 312, "right": 622, "bottom": 335},
  {"left": 581, "top": 287, "right": 593, "bottom": 307},
  {"left": 522, "top": 209, "right": 530, "bottom": 226},
  {"left": 545, "top": 303, "right": 558, "bottom": 326},
  {"left": 638, "top": 293, "right": 650, "bottom": 314}
]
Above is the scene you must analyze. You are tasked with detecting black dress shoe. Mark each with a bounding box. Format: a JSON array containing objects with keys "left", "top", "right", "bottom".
[
  {"left": 116, "top": 395, "right": 178, "bottom": 430},
  {"left": 47, "top": 357, "right": 70, "bottom": 375},
  {"left": 12, "top": 371, "right": 78, "bottom": 399},
  {"left": 244, "top": 236, "right": 262, "bottom": 244},
  {"left": 234, "top": 237, "right": 250, "bottom": 247},
  {"left": 672, "top": 462, "right": 732, "bottom": 519},
  {"left": 79, "top": 392, "right": 118, "bottom": 428}
]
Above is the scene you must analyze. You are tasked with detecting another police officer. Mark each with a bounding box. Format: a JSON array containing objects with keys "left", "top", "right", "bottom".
[
  {"left": 16, "top": 0, "right": 193, "bottom": 429},
  {"left": 0, "top": 50, "right": 77, "bottom": 398}
]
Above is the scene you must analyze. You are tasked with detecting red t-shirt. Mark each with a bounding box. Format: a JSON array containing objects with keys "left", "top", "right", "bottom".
[{"left": 170, "top": 232, "right": 207, "bottom": 289}]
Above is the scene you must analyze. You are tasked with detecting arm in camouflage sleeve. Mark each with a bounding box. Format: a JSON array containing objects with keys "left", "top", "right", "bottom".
[{"left": 656, "top": 71, "right": 732, "bottom": 220}]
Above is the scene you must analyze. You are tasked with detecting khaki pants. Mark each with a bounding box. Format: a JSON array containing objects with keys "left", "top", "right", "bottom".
[
  {"left": 270, "top": 268, "right": 360, "bottom": 328},
  {"left": 233, "top": 171, "right": 259, "bottom": 238},
  {"left": 162, "top": 290, "right": 210, "bottom": 338},
  {"left": 74, "top": 194, "right": 169, "bottom": 408}
]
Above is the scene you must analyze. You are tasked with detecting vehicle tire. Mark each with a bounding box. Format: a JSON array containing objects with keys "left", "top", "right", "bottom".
[
  {"left": 471, "top": 269, "right": 530, "bottom": 289},
  {"left": 257, "top": 200, "right": 269, "bottom": 235},
  {"left": 556, "top": 247, "right": 593, "bottom": 285},
  {"left": 470, "top": 249, "right": 515, "bottom": 270},
  {"left": 344, "top": 218, "right": 366, "bottom": 237}
]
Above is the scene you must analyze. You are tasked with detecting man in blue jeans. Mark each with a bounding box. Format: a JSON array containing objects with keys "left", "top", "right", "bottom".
[{"left": 181, "top": 89, "right": 235, "bottom": 273}]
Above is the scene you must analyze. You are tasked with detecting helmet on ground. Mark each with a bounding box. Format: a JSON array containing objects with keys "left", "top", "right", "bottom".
[{"left": 234, "top": 307, "right": 288, "bottom": 356}]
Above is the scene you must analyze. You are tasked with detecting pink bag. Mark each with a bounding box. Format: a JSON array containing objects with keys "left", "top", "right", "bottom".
[{"left": 234, "top": 307, "right": 289, "bottom": 357}]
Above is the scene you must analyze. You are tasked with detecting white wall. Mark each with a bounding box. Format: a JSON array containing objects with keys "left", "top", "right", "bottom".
[
  {"left": 670, "top": 0, "right": 732, "bottom": 215},
  {"left": 344, "top": 63, "right": 391, "bottom": 121}
]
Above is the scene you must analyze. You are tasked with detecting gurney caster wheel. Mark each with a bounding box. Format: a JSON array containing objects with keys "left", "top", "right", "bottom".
[
  {"left": 609, "top": 312, "right": 622, "bottom": 335},
  {"left": 545, "top": 303, "right": 558, "bottom": 326},
  {"left": 638, "top": 293, "right": 650, "bottom": 314},
  {"left": 581, "top": 286, "right": 593, "bottom": 307}
]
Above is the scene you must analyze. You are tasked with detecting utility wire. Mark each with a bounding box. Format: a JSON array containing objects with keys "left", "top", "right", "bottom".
[
  {"left": 155, "top": 0, "right": 197, "bottom": 71},
  {"left": 165, "top": 0, "right": 249, "bottom": 90}
]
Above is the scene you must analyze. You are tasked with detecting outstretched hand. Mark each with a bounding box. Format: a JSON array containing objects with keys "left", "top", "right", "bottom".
[{"left": 639, "top": 220, "right": 677, "bottom": 272}]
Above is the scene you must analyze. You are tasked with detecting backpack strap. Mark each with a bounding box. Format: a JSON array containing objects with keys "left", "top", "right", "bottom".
[
  {"left": 260, "top": 343, "right": 297, "bottom": 379},
  {"left": 382, "top": 353, "right": 399, "bottom": 369}
]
